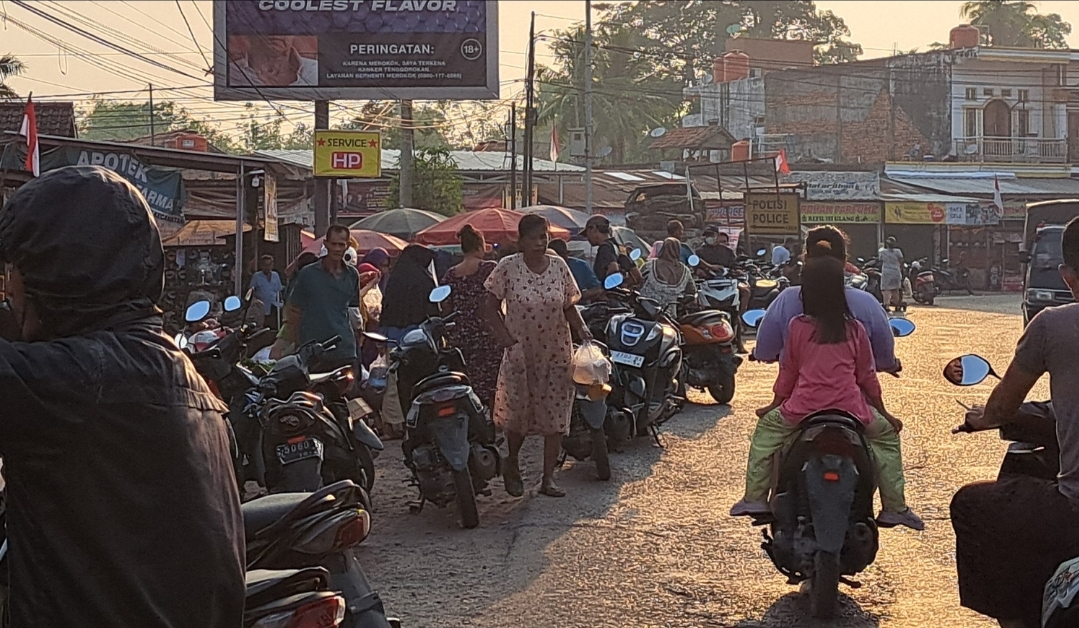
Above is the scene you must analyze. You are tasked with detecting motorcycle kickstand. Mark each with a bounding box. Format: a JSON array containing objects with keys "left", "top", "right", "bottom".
[
  {"left": 839, "top": 576, "right": 862, "bottom": 589},
  {"left": 407, "top": 498, "right": 426, "bottom": 515},
  {"left": 649, "top": 425, "right": 664, "bottom": 448},
  {"left": 556, "top": 450, "right": 568, "bottom": 469}
]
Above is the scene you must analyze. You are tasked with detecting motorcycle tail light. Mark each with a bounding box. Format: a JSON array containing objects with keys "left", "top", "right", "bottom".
[
  {"left": 332, "top": 370, "right": 354, "bottom": 396},
  {"left": 710, "top": 323, "right": 733, "bottom": 341},
  {"left": 294, "top": 509, "right": 371, "bottom": 554},
  {"left": 333, "top": 511, "right": 371, "bottom": 548},
  {"left": 251, "top": 595, "right": 346, "bottom": 628},
  {"left": 437, "top": 404, "right": 457, "bottom": 418},
  {"left": 823, "top": 471, "right": 840, "bottom": 482}
]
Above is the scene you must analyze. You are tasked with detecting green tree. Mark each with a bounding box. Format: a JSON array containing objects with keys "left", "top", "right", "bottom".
[
  {"left": 0, "top": 54, "right": 26, "bottom": 100},
  {"left": 387, "top": 148, "right": 462, "bottom": 216},
  {"left": 237, "top": 103, "right": 312, "bottom": 151},
  {"left": 960, "top": 0, "right": 1071, "bottom": 48},
  {"left": 78, "top": 98, "right": 240, "bottom": 152},
  {"left": 337, "top": 101, "right": 450, "bottom": 151}
]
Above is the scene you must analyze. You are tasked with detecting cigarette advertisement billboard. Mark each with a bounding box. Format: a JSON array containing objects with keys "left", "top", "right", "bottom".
[{"left": 213, "top": 0, "right": 499, "bottom": 101}]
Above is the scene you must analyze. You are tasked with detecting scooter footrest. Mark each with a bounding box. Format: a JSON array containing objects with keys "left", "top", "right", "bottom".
[{"left": 840, "top": 576, "right": 862, "bottom": 589}]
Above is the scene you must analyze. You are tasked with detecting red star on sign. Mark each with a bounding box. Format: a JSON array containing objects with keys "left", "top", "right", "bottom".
[
  {"left": 370, "top": 137, "right": 378, "bottom": 148},
  {"left": 317, "top": 138, "right": 326, "bottom": 146}
]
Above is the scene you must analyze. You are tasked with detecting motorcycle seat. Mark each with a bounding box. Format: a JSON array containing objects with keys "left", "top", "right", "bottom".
[
  {"left": 241, "top": 492, "right": 309, "bottom": 538},
  {"left": 801, "top": 410, "right": 864, "bottom": 432},
  {"left": 680, "top": 310, "right": 729, "bottom": 327},
  {"left": 413, "top": 371, "right": 470, "bottom": 397},
  {"left": 246, "top": 567, "right": 330, "bottom": 606}
]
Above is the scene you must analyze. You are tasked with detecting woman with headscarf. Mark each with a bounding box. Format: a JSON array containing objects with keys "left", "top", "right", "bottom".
[
  {"left": 360, "top": 248, "right": 392, "bottom": 292},
  {"left": 358, "top": 248, "right": 391, "bottom": 367},
  {"left": 380, "top": 244, "right": 437, "bottom": 344},
  {"left": 639, "top": 237, "right": 696, "bottom": 314}
]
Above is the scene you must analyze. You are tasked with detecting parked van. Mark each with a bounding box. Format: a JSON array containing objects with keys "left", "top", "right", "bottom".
[{"left": 1022, "top": 200, "right": 1079, "bottom": 324}]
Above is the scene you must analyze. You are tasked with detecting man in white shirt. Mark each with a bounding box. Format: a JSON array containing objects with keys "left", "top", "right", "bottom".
[{"left": 771, "top": 240, "right": 791, "bottom": 266}]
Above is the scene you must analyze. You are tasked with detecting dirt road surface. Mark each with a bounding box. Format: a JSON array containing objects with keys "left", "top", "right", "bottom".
[{"left": 360, "top": 295, "right": 1044, "bottom": 628}]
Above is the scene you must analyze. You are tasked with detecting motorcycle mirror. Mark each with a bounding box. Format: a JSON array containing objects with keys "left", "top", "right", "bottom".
[
  {"left": 363, "top": 331, "right": 391, "bottom": 344},
  {"left": 942, "top": 258, "right": 950, "bottom": 265},
  {"left": 185, "top": 301, "right": 211, "bottom": 323},
  {"left": 687, "top": 254, "right": 700, "bottom": 268},
  {"left": 943, "top": 354, "right": 998, "bottom": 386},
  {"left": 175, "top": 334, "right": 188, "bottom": 350},
  {"left": 741, "top": 309, "right": 767, "bottom": 328},
  {"left": 756, "top": 248, "right": 767, "bottom": 257},
  {"left": 889, "top": 317, "right": 916, "bottom": 337},
  {"left": 429, "top": 285, "right": 452, "bottom": 303},
  {"left": 604, "top": 273, "right": 624, "bottom": 290},
  {"left": 223, "top": 296, "right": 242, "bottom": 312},
  {"left": 857, "top": 257, "right": 865, "bottom": 264},
  {"left": 629, "top": 248, "right": 642, "bottom": 262}
]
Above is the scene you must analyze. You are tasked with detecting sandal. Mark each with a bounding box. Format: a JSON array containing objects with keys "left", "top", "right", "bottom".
[
  {"left": 503, "top": 461, "right": 524, "bottom": 497},
  {"left": 539, "top": 479, "right": 565, "bottom": 498}
]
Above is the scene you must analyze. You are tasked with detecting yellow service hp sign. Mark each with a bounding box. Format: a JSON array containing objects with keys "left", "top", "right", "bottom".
[
  {"left": 746, "top": 192, "right": 800, "bottom": 235},
  {"left": 313, "top": 130, "right": 382, "bottom": 178}
]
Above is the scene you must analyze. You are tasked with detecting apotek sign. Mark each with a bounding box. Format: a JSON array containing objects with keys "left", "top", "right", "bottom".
[
  {"left": 745, "top": 193, "right": 800, "bottom": 235},
  {"left": 313, "top": 130, "right": 381, "bottom": 177}
]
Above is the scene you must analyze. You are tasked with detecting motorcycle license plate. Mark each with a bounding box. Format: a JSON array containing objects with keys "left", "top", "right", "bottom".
[
  {"left": 610, "top": 351, "right": 644, "bottom": 368},
  {"left": 276, "top": 438, "right": 323, "bottom": 465}
]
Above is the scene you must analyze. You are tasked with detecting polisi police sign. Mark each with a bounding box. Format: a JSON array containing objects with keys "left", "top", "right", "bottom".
[
  {"left": 313, "top": 130, "right": 381, "bottom": 178},
  {"left": 746, "top": 192, "right": 800, "bottom": 236}
]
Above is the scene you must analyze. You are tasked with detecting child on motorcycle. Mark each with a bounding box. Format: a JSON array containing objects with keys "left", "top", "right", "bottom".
[{"left": 731, "top": 245, "right": 923, "bottom": 530}]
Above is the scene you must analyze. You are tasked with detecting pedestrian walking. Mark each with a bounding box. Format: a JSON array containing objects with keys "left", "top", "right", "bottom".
[
  {"left": 380, "top": 244, "right": 437, "bottom": 344},
  {"left": 250, "top": 254, "right": 283, "bottom": 330},
  {"left": 879, "top": 236, "right": 904, "bottom": 312},
  {"left": 485, "top": 215, "right": 592, "bottom": 498},
  {"left": 283, "top": 224, "right": 361, "bottom": 370},
  {"left": 441, "top": 225, "right": 501, "bottom": 409}
]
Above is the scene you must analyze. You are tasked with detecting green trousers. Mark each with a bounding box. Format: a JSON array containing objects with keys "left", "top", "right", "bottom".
[{"left": 743, "top": 407, "right": 908, "bottom": 513}]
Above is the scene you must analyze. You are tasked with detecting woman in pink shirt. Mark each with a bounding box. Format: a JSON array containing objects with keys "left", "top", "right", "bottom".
[{"left": 731, "top": 246, "right": 922, "bottom": 529}]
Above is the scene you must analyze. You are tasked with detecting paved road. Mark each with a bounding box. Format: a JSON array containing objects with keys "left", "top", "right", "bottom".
[{"left": 360, "top": 296, "right": 1047, "bottom": 628}]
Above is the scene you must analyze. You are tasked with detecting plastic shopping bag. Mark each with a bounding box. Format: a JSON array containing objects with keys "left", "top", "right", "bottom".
[{"left": 572, "top": 340, "right": 611, "bottom": 386}]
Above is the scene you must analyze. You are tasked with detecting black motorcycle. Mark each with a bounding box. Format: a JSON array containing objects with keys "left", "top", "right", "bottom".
[
  {"left": 601, "top": 273, "right": 683, "bottom": 444},
  {"left": 368, "top": 285, "right": 501, "bottom": 529},
  {"left": 934, "top": 259, "right": 974, "bottom": 296},
  {"left": 560, "top": 342, "right": 618, "bottom": 481},
  {"left": 738, "top": 311, "right": 917, "bottom": 619}
]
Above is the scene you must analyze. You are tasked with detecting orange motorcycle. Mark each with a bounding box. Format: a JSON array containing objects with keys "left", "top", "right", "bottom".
[{"left": 675, "top": 291, "right": 742, "bottom": 405}]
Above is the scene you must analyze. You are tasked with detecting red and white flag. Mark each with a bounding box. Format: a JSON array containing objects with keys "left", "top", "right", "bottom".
[
  {"left": 774, "top": 147, "right": 790, "bottom": 175},
  {"left": 549, "top": 125, "right": 560, "bottom": 163},
  {"left": 993, "top": 174, "right": 1004, "bottom": 214},
  {"left": 19, "top": 95, "right": 39, "bottom": 177}
]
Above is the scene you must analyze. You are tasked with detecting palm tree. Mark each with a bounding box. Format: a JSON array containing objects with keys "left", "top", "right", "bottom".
[
  {"left": 0, "top": 54, "right": 26, "bottom": 100},
  {"left": 960, "top": 0, "right": 1071, "bottom": 48}
]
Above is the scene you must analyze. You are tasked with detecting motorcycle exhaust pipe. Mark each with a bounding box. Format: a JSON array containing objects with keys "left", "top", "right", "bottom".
[{"left": 469, "top": 443, "right": 499, "bottom": 482}]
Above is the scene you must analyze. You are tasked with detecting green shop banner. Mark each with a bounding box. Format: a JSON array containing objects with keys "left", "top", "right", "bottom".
[{"left": 2, "top": 144, "right": 187, "bottom": 224}]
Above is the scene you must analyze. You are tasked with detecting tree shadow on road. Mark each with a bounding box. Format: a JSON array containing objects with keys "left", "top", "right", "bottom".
[
  {"left": 661, "top": 401, "right": 732, "bottom": 441},
  {"left": 734, "top": 590, "right": 882, "bottom": 628}
]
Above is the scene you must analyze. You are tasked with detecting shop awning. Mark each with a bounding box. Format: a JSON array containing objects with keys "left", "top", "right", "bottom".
[
  {"left": 162, "top": 220, "right": 250, "bottom": 247},
  {"left": 884, "top": 175, "right": 1079, "bottom": 197}
]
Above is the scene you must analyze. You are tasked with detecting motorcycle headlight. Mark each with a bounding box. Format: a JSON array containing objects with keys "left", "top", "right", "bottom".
[{"left": 1028, "top": 289, "right": 1055, "bottom": 302}]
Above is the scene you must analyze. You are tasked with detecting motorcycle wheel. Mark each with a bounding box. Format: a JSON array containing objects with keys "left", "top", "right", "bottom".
[
  {"left": 590, "top": 427, "right": 611, "bottom": 481},
  {"left": 707, "top": 375, "right": 735, "bottom": 406},
  {"left": 453, "top": 468, "right": 480, "bottom": 529},
  {"left": 809, "top": 551, "right": 841, "bottom": 619}
]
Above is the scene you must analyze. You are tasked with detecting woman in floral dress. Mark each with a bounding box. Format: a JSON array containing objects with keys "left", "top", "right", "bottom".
[
  {"left": 484, "top": 215, "right": 592, "bottom": 498},
  {"left": 441, "top": 225, "right": 501, "bottom": 408}
]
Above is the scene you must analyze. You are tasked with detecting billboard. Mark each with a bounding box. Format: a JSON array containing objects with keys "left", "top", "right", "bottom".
[
  {"left": 213, "top": 0, "right": 499, "bottom": 101},
  {"left": 313, "top": 130, "right": 382, "bottom": 177},
  {"left": 885, "top": 201, "right": 946, "bottom": 224}
]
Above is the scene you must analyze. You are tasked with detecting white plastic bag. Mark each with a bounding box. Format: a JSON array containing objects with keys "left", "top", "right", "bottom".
[{"left": 572, "top": 340, "right": 611, "bottom": 386}]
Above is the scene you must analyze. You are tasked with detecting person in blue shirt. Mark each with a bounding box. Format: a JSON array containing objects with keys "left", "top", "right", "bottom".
[
  {"left": 667, "top": 219, "right": 694, "bottom": 265},
  {"left": 249, "top": 254, "right": 283, "bottom": 330},
  {"left": 548, "top": 239, "right": 604, "bottom": 301}
]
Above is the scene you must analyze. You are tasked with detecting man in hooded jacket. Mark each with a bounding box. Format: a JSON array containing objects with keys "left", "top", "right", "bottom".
[{"left": 0, "top": 166, "right": 245, "bottom": 627}]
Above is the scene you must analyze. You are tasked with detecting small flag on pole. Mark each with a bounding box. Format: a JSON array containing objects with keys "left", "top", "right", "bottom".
[
  {"left": 774, "top": 148, "right": 790, "bottom": 175},
  {"left": 549, "top": 125, "right": 560, "bottom": 163},
  {"left": 19, "top": 95, "right": 39, "bottom": 177},
  {"left": 993, "top": 174, "right": 1004, "bottom": 214}
]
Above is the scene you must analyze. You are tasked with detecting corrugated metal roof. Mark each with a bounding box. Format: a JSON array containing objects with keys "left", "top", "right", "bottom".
[
  {"left": 881, "top": 192, "right": 982, "bottom": 204},
  {"left": 885, "top": 175, "right": 1079, "bottom": 197},
  {"left": 256, "top": 149, "right": 584, "bottom": 173},
  {"left": 650, "top": 125, "right": 736, "bottom": 150}
]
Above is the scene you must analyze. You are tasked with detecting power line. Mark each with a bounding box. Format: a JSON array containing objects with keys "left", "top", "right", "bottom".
[{"left": 175, "top": 0, "right": 211, "bottom": 73}]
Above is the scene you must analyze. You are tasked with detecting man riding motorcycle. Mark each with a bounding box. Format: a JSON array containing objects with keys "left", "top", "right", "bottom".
[
  {"left": 950, "top": 216, "right": 1079, "bottom": 628},
  {"left": 0, "top": 166, "right": 245, "bottom": 627}
]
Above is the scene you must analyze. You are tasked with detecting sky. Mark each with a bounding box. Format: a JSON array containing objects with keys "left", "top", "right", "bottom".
[{"left": 4, "top": 1, "right": 1079, "bottom": 136}]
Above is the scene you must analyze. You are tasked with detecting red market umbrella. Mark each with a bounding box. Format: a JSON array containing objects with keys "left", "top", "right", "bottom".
[
  {"left": 414, "top": 208, "right": 570, "bottom": 247},
  {"left": 301, "top": 229, "right": 408, "bottom": 257}
]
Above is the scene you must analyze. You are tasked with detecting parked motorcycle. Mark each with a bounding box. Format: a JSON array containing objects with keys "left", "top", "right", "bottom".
[
  {"left": 855, "top": 257, "right": 884, "bottom": 305},
  {"left": 676, "top": 255, "right": 742, "bottom": 405},
  {"left": 242, "top": 480, "right": 397, "bottom": 628},
  {"left": 944, "top": 354, "right": 1069, "bottom": 627},
  {"left": 907, "top": 258, "right": 938, "bottom": 305},
  {"left": 934, "top": 259, "right": 974, "bottom": 296},
  {"left": 244, "top": 567, "right": 348, "bottom": 628},
  {"left": 602, "top": 273, "right": 683, "bottom": 444},
  {"left": 368, "top": 285, "right": 500, "bottom": 529},
  {"left": 737, "top": 311, "right": 916, "bottom": 619},
  {"left": 560, "top": 344, "right": 615, "bottom": 481}
]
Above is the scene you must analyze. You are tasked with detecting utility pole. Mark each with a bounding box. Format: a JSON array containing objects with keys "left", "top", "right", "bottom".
[
  {"left": 148, "top": 84, "right": 155, "bottom": 147},
  {"left": 314, "top": 100, "right": 330, "bottom": 236},
  {"left": 508, "top": 102, "right": 517, "bottom": 209},
  {"left": 584, "top": 0, "right": 594, "bottom": 214},
  {"left": 523, "top": 12, "right": 536, "bottom": 206},
  {"left": 400, "top": 100, "right": 415, "bottom": 208}
]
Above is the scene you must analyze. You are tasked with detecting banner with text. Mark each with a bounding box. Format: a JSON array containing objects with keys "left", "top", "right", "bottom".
[
  {"left": 884, "top": 201, "right": 946, "bottom": 224},
  {"left": 746, "top": 193, "right": 800, "bottom": 235},
  {"left": 783, "top": 171, "right": 880, "bottom": 201},
  {"left": 214, "top": 0, "right": 499, "bottom": 101},
  {"left": 800, "top": 201, "right": 880, "bottom": 224},
  {"left": 314, "top": 130, "right": 382, "bottom": 177}
]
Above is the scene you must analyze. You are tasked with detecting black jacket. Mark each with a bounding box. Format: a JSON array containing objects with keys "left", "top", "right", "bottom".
[{"left": 0, "top": 166, "right": 244, "bottom": 627}]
